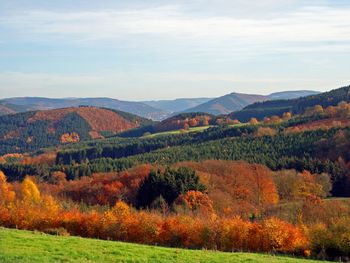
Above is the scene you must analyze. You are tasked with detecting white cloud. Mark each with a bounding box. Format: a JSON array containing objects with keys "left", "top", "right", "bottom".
[
  {"left": 2, "top": 5, "right": 350, "bottom": 44},
  {"left": 0, "top": 2, "right": 349, "bottom": 99}
]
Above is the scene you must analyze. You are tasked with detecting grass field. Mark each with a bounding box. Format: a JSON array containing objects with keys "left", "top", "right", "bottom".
[
  {"left": 145, "top": 123, "right": 249, "bottom": 138},
  {"left": 145, "top": 126, "right": 213, "bottom": 137},
  {"left": 0, "top": 227, "right": 329, "bottom": 263}
]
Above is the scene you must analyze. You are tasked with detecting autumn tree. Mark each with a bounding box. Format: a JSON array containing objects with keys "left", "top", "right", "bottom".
[
  {"left": 282, "top": 112, "right": 292, "bottom": 121},
  {"left": 306, "top": 105, "right": 324, "bottom": 116},
  {"left": 177, "top": 161, "right": 279, "bottom": 217},
  {"left": 201, "top": 118, "right": 209, "bottom": 126},
  {"left": 189, "top": 118, "right": 198, "bottom": 127},
  {"left": 251, "top": 165, "right": 279, "bottom": 211},
  {"left": 270, "top": 115, "right": 282, "bottom": 124},
  {"left": 60, "top": 132, "right": 80, "bottom": 143},
  {"left": 249, "top": 118, "right": 259, "bottom": 125},
  {"left": 338, "top": 101, "right": 350, "bottom": 118},
  {"left": 325, "top": 106, "right": 337, "bottom": 118},
  {"left": 232, "top": 119, "right": 241, "bottom": 125},
  {"left": 22, "top": 176, "right": 41, "bottom": 203},
  {"left": 273, "top": 170, "right": 331, "bottom": 201},
  {"left": 51, "top": 171, "right": 67, "bottom": 185},
  {"left": 175, "top": 190, "right": 214, "bottom": 215},
  {"left": 0, "top": 171, "right": 15, "bottom": 204}
]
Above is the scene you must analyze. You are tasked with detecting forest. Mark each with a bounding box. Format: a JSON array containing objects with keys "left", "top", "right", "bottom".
[
  {"left": 230, "top": 85, "right": 350, "bottom": 122},
  {"left": 1, "top": 89, "right": 350, "bottom": 261}
]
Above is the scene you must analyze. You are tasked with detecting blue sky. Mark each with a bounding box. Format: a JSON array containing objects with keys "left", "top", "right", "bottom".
[{"left": 0, "top": 0, "right": 349, "bottom": 100}]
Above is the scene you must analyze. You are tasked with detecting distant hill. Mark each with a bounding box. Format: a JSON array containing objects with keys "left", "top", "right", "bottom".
[
  {"left": 182, "top": 90, "right": 320, "bottom": 115},
  {"left": 0, "top": 97, "right": 169, "bottom": 121},
  {"left": 182, "top": 93, "right": 267, "bottom": 115},
  {"left": 0, "top": 106, "right": 152, "bottom": 155},
  {"left": 0, "top": 101, "right": 30, "bottom": 116},
  {"left": 0, "top": 91, "right": 320, "bottom": 120},
  {"left": 143, "top": 98, "right": 212, "bottom": 113},
  {"left": 268, "top": 90, "right": 320, "bottom": 100},
  {"left": 0, "top": 104, "right": 16, "bottom": 115},
  {"left": 230, "top": 85, "right": 350, "bottom": 122}
]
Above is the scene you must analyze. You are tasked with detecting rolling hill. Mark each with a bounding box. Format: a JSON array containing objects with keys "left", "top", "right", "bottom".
[
  {"left": 143, "top": 97, "right": 212, "bottom": 113},
  {"left": 0, "top": 91, "right": 319, "bottom": 120},
  {"left": 0, "top": 97, "right": 169, "bottom": 121},
  {"left": 0, "top": 106, "right": 152, "bottom": 155},
  {"left": 230, "top": 85, "right": 350, "bottom": 122},
  {"left": 0, "top": 104, "right": 16, "bottom": 115},
  {"left": 182, "top": 90, "right": 319, "bottom": 115},
  {"left": 182, "top": 93, "right": 267, "bottom": 115},
  {"left": 268, "top": 90, "right": 320, "bottom": 100}
]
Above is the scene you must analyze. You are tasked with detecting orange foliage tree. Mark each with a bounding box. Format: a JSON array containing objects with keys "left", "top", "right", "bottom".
[
  {"left": 175, "top": 161, "right": 279, "bottom": 217},
  {"left": 249, "top": 118, "right": 259, "bottom": 125},
  {"left": 0, "top": 168, "right": 310, "bottom": 256},
  {"left": 189, "top": 118, "right": 198, "bottom": 127},
  {"left": 0, "top": 171, "right": 16, "bottom": 204},
  {"left": 175, "top": 190, "right": 214, "bottom": 215}
]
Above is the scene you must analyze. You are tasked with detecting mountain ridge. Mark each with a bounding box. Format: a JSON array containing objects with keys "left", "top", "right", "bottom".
[
  {"left": 0, "top": 90, "right": 320, "bottom": 120},
  {"left": 0, "top": 97, "right": 169, "bottom": 121},
  {"left": 181, "top": 90, "right": 320, "bottom": 115}
]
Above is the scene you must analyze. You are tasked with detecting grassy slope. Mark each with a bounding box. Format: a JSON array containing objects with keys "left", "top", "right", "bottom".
[
  {"left": 144, "top": 126, "right": 213, "bottom": 138},
  {"left": 0, "top": 228, "right": 328, "bottom": 263},
  {"left": 145, "top": 123, "right": 248, "bottom": 138}
]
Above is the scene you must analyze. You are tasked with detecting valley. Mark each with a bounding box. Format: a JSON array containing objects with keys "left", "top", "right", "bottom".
[{"left": 1, "top": 85, "right": 350, "bottom": 261}]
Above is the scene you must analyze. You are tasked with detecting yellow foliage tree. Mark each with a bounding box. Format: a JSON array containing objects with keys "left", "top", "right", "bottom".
[
  {"left": 282, "top": 112, "right": 292, "bottom": 121},
  {"left": 111, "top": 200, "right": 130, "bottom": 217},
  {"left": 22, "top": 177, "right": 41, "bottom": 203},
  {"left": 60, "top": 132, "right": 80, "bottom": 144}
]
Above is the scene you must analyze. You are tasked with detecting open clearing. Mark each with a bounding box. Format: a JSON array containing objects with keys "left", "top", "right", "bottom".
[{"left": 0, "top": 227, "right": 329, "bottom": 263}]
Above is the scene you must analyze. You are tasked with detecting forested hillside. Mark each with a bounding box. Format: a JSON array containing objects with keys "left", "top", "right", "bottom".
[
  {"left": 182, "top": 92, "right": 267, "bottom": 115},
  {"left": 230, "top": 85, "right": 350, "bottom": 122},
  {"left": 0, "top": 106, "right": 152, "bottom": 155},
  {"left": 182, "top": 90, "right": 319, "bottom": 115}
]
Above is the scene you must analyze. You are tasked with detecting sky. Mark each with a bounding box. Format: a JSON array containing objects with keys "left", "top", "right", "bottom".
[{"left": 0, "top": 0, "right": 349, "bottom": 100}]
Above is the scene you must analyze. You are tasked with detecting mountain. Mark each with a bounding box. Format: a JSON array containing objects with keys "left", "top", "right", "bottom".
[
  {"left": 0, "top": 106, "right": 153, "bottom": 155},
  {"left": 0, "top": 97, "right": 169, "bottom": 121},
  {"left": 0, "top": 104, "right": 17, "bottom": 115},
  {"left": 229, "top": 85, "right": 350, "bottom": 122},
  {"left": 142, "top": 98, "right": 212, "bottom": 113},
  {"left": 0, "top": 101, "right": 31, "bottom": 116},
  {"left": 0, "top": 91, "right": 320, "bottom": 120},
  {"left": 268, "top": 90, "right": 320, "bottom": 100},
  {"left": 182, "top": 90, "right": 320, "bottom": 115},
  {"left": 182, "top": 93, "right": 267, "bottom": 115}
]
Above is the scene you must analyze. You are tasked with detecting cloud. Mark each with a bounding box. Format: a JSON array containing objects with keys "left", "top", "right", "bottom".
[
  {"left": 0, "top": 2, "right": 349, "bottom": 99},
  {"left": 1, "top": 5, "right": 349, "bottom": 42}
]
